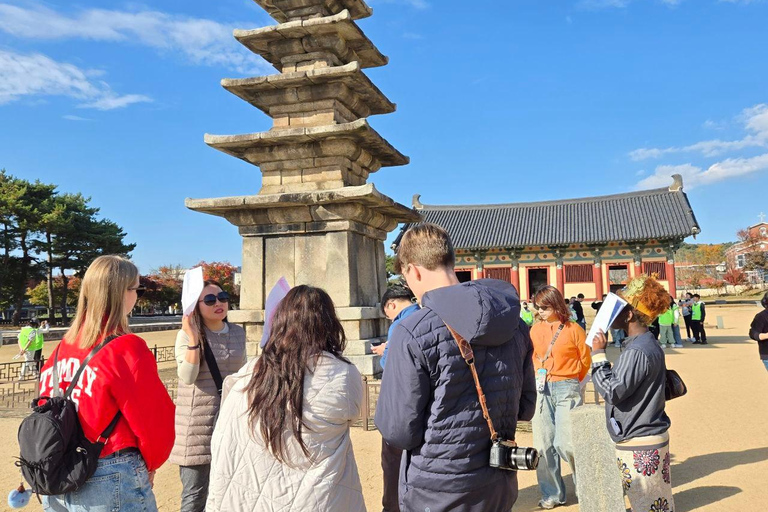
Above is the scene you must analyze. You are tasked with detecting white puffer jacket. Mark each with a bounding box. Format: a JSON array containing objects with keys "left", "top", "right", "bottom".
[{"left": 206, "top": 352, "right": 366, "bottom": 512}]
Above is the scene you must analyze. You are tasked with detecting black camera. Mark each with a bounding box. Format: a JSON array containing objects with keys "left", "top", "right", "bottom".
[{"left": 489, "top": 439, "right": 539, "bottom": 471}]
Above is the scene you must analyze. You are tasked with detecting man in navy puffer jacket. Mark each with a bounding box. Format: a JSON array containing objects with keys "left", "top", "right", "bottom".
[{"left": 375, "top": 224, "right": 537, "bottom": 512}]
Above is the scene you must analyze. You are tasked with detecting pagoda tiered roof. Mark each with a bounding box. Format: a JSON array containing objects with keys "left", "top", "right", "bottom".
[
  {"left": 235, "top": 10, "right": 387, "bottom": 70},
  {"left": 205, "top": 118, "right": 408, "bottom": 167},
  {"left": 252, "top": 0, "right": 373, "bottom": 23},
  {"left": 221, "top": 62, "right": 394, "bottom": 117}
]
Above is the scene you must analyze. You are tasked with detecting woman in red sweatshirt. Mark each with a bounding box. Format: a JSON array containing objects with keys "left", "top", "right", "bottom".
[{"left": 38, "top": 255, "right": 175, "bottom": 512}]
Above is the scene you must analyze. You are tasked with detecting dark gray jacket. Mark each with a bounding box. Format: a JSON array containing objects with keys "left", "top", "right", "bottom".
[
  {"left": 375, "top": 279, "right": 536, "bottom": 512},
  {"left": 592, "top": 331, "right": 671, "bottom": 443}
]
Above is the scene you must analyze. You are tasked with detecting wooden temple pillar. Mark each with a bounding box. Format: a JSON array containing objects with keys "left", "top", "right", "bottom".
[
  {"left": 666, "top": 242, "right": 679, "bottom": 298},
  {"left": 474, "top": 251, "right": 486, "bottom": 280},
  {"left": 592, "top": 247, "right": 604, "bottom": 299},
  {"left": 554, "top": 249, "right": 565, "bottom": 293},
  {"left": 508, "top": 249, "right": 520, "bottom": 294}
]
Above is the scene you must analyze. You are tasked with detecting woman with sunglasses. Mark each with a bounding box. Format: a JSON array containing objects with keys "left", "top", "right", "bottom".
[
  {"left": 170, "top": 280, "right": 246, "bottom": 512},
  {"left": 530, "top": 286, "right": 591, "bottom": 509},
  {"left": 38, "top": 255, "right": 175, "bottom": 511}
]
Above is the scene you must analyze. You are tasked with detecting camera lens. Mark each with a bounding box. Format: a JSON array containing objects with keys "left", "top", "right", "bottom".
[{"left": 508, "top": 447, "right": 540, "bottom": 470}]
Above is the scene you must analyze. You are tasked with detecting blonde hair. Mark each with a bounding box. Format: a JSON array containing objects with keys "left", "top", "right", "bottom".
[
  {"left": 64, "top": 255, "right": 138, "bottom": 349},
  {"left": 396, "top": 223, "right": 455, "bottom": 273}
]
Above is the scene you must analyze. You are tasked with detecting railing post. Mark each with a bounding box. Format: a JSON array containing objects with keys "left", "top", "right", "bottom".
[
  {"left": 361, "top": 375, "right": 370, "bottom": 431},
  {"left": 153, "top": 345, "right": 158, "bottom": 359}
]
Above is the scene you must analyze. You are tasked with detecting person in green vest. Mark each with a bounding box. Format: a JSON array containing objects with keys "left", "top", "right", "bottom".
[
  {"left": 691, "top": 294, "right": 707, "bottom": 344},
  {"left": 521, "top": 301, "right": 535, "bottom": 326},
  {"left": 670, "top": 298, "right": 684, "bottom": 348},
  {"left": 657, "top": 300, "right": 677, "bottom": 349},
  {"left": 16, "top": 319, "right": 48, "bottom": 380}
]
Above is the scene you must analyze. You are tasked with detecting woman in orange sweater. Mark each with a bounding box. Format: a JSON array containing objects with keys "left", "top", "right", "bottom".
[{"left": 530, "top": 286, "right": 591, "bottom": 510}]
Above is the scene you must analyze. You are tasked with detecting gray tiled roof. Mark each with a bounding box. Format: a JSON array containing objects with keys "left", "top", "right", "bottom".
[{"left": 402, "top": 180, "right": 700, "bottom": 251}]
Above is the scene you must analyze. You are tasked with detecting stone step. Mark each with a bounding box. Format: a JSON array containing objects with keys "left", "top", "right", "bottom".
[
  {"left": 346, "top": 354, "right": 381, "bottom": 377},
  {"left": 344, "top": 337, "right": 386, "bottom": 356}
]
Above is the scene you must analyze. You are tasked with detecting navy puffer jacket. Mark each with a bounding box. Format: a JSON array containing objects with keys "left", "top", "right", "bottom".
[{"left": 375, "top": 279, "right": 536, "bottom": 512}]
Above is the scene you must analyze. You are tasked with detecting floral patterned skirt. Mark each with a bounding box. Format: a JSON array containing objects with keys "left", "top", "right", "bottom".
[{"left": 615, "top": 437, "right": 675, "bottom": 512}]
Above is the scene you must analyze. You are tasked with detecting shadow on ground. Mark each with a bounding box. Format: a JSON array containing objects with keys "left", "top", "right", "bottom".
[
  {"left": 673, "top": 446, "right": 768, "bottom": 487},
  {"left": 674, "top": 486, "right": 741, "bottom": 512}
]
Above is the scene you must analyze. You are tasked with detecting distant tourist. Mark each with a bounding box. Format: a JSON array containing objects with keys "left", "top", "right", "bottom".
[
  {"left": 38, "top": 255, "right": 175, "bottom": 511},
  {"left": 531, "top": 286, "right": 591, "bottom": 509},
  {"left": 565, "top": 298, "right": 579, "bottom": 323},
  {"left": 521, "top": 301, "right": 535, "bottom": 327},
  {"left": 17, "top": 319, "right": 47, "bottom": 380},
  {"left": 591, "top": 294, "right": 607, "bottom": 312},
  {"left": 670, "top": 296, "right": 684, "bottom": 348},
  {"left": 376, "top": 223, "right": 536, "bottom": 512},
  {"left": 749, "top": 292, "right": 768, "bottom": 371},
  {"left": 170, "top": 281, "right": 246, "bottom": 512},
  {"left": 679, "top": 292, "right": 694, "bottom": 341},
  {"left": 591, "top": 275, "right": 675, "bottom": 512},
  {"left": 207, "top": 286, "right": 365, "bottom": 512},
  {"left": 690, "top": 294, "right": 708, "bottom": 344},
  {"left": 572, "top": 294, "right": 586, "bottom": 330},
  {"left": 375, "top": 284, "right": 418, "bottom": 512},
  {"left": 657, "top": 300, "right": 677, "bottom": 349}
]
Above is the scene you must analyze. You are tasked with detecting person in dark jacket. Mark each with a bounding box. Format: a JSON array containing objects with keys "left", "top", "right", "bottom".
[
  {"left": 591, "top": 275, "right": 673, "bottom": 512},
  {"left": 749, "top": 292, "right": 768, "bottom": 371},
  {"left": 571, "top": 295, "right": 586, "bottom": 331},
  {"left": 375, "top": 223, "right": 537, "bottom": 512}
]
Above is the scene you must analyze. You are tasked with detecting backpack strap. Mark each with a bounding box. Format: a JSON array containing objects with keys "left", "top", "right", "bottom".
[{"left": 63, "top": 335, "right": 121, "bottom": 399}]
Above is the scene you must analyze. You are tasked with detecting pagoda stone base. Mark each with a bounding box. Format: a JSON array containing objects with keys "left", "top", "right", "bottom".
[{"left": 186, "top": 185, "right": 417, "bottom": 376}]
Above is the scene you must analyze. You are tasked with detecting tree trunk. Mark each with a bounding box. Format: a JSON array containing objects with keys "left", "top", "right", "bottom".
[
  {"left": 46, "top": 232, "right": 54, "bottom": 319},
  {"left": 12, "top": 231, "right": 29, "bottom": 326},
  {"left": 60, "top": 269, "right": 69, "bottom": 325}
]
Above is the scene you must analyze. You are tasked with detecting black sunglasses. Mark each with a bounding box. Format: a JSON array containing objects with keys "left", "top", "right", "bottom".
[
  {"left": 199, "top": 292, "right": 230, "bottom": 307},
  {"left": 533, "top": 304, "right": 551, "bottom": 311}
]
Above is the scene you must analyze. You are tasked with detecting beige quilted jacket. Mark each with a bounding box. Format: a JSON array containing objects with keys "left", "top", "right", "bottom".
[
  {"left": 169, "top": 323, "right": 246, "bottom": 467},
  {"left": 207, "top": 353, "right": 365, "bottom": 512}
]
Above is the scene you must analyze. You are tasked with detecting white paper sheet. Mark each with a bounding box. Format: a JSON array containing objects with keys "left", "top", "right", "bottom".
[
  {"left": 181, "top": 267, "right": 205, "bottom": 316},
  {"left": 261, "top": 277, "right": 292, "bottom": 348},
  {"left": 585, "top": 292, "right": 629, "bottom": 347}
]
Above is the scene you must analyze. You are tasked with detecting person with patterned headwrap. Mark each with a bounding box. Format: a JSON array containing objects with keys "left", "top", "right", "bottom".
[{"left": 590, "top": 275, "right": 675, "bottom": 512}]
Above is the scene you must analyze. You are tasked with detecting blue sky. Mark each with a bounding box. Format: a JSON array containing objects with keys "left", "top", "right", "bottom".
[{"left": 1, "top": 0, "right": 766, "bottom": 273}]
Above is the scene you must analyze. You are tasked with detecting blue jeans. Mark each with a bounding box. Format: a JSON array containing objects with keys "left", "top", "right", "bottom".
[
  {"left": 42, "top": 450, "right": 158, "bottom": 512},
  {"left": 532, "top": 379, "right": 582, "bottom": 504},
  {"left": 610, "top": 329, "right": 625, "bottom": 345},
  {"left": 763, "top": 360, "right": 768, "bottom": 371},
  {"left": 672, "top": 324, "right": 683, "bottom": 345}
]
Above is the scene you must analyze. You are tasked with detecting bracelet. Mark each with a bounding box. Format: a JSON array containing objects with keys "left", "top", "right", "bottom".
[{"left": 187, "top": 345, "right": 201, "bottom": 350}]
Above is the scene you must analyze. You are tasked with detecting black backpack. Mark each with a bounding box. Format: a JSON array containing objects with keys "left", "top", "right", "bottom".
[{"left": 16, "top": 335, "right": 122, "bottom": 496}]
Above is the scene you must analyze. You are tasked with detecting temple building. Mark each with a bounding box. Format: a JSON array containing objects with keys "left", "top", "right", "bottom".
[{"left": 398, "top": 175, "right": 700, "bottom": 301}]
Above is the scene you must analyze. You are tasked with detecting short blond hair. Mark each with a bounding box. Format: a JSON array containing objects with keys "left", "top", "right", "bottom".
[
  {"left": 64, "top": 255, "right": 138, "bottom": 349},
  {"left": 396, "top": 223, "right": 455, "bottom": 273}
]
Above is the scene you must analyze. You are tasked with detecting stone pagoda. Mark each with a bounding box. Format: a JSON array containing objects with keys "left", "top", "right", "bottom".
[{"left": 186, "top": 0, "right": 419, "bottom": 375}]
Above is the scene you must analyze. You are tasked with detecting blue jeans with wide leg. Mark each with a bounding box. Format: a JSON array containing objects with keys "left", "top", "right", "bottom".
[{"left": 532, "top": 378, "right": 582, "bottom": 505}]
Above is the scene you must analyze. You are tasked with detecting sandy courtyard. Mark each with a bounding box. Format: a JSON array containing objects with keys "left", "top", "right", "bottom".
[{"left": 1, "top": 304, "right": 766, "bottom": 511}]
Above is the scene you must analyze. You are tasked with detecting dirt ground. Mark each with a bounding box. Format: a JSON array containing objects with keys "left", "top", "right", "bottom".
[{"left": 1, "top": 305, "right": 766, "bottom": 511}]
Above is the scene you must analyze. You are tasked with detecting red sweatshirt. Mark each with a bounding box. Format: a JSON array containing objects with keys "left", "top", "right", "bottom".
[{"left": 39, "top": 333, "right": 175, "bottom": 472}]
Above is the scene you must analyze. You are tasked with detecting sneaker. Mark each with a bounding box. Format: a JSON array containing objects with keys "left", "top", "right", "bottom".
[
  {"left": 687, "top": 337, "right": 694, "bottom": 342},
  {"left": 538, "top": 499, "right": 565, "bottom": 510},
  {"left": 674, "top": 343, "right": 684, "bottom": 348},
  {"left": 613, "top": 343, "right": 622, "bottom": 348},
  {"left": 701, "top": 341, "right": 708, "bottom": 345},
  {"left": 660, "top": 344, "right": 667, "bottom": 349}
]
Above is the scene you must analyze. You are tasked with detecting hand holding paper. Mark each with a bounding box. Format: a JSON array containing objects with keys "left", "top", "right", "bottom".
[
  {"left": 181, "top": 267, "right": 205, "bottom": 317},
  {"left": 585, "top": 293, "right": 628, "bottom": 348}
]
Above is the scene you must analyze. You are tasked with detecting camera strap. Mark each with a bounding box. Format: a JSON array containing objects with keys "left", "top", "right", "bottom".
[{"left": 443, "top": 321, "right": 503, "bottom": 443}]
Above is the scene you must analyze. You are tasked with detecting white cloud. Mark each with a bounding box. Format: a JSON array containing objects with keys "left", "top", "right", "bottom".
[
  {"left": 636, "top": 154, "right": 768, "bottom": 189},
  {"left": 0, "top": 49, "right": 151, "bottom": 110},
  {"left": 630, "top": 104, "right": 768, "bottom": 161},
  {"left": 0, "top": 4, "right": 269, "bottom": 74},
  {"left": 63, "top": 115, "right": 93, "bottom": 121}
]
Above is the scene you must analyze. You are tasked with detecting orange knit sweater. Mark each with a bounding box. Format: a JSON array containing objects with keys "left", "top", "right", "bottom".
[{"left": 530, "top": 319, "right": 591, "bottom": 382}]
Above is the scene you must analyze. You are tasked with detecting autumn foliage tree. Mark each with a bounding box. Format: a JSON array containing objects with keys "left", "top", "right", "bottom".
[{"left": 198, "top": 261, "right": 240, "bottom": 304}]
